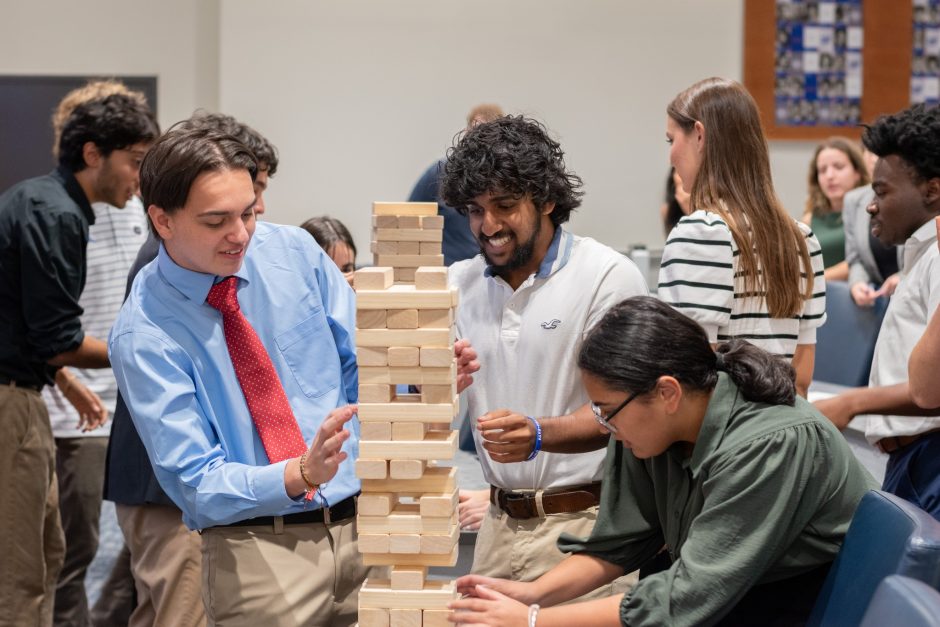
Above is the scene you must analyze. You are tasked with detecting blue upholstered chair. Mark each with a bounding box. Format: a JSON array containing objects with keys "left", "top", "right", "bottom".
[
  {"left": 807, "top": 490, "right": 940, "bottom": 627},
  {"left": 860, "top": 576, "right": 940, "bottom": 627},
  {"left": 813, "top": 280, "right": 888, "bottom": 387}
]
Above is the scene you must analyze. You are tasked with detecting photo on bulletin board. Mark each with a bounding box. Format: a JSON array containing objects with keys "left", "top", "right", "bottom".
[
  {"left": 911, "top": 0, "right": 940, "bottom": 105},
  {"left": 773, "top": 0, "right": 864, "bottom": 127},
  {"left": 745, "top": 0, "right": 911, "bottom": 140}
]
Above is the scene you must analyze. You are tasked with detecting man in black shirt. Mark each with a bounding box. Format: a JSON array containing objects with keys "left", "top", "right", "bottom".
[{"left": 0, "top": 93, "right": 158, "bottom": 627}]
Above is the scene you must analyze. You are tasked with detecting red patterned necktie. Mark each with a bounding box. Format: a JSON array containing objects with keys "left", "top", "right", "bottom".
[{"left": 207, "top": 276, "right": 308, "bottom": 464}]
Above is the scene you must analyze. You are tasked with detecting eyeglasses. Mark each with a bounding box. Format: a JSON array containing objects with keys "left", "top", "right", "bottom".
[{"left": 590, "top": 391, "right": 640, "bottom": 434}]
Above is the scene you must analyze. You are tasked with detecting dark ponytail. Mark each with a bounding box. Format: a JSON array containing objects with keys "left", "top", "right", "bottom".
[{"left": 579, "top": 297, "right": 796, "bottom": 406}]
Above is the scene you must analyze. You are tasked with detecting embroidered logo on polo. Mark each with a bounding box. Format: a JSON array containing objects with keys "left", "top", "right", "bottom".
[{"left": 540, "top": 319, "right": 562, "bottom": 329}]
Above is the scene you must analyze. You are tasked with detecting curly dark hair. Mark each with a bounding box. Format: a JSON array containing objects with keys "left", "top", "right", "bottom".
[
  {"left": 58, "top": 93, "right": 159, "bottom": 172},
  {"left": 181, "top": 111, "right": 279, "bottom": 176},
  {"left": 863, "top": 104, "right": 940, "bottom": 181},
  {"left": 440, "top": 115, "right": 583, "bottom": 226}
]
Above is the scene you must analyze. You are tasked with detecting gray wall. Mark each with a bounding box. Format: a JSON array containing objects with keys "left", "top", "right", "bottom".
[{"left": 2, "top": 0, "right": 821, "bottom": 264}]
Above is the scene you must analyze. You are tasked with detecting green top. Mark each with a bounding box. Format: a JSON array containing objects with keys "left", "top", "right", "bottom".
[
  {"left": 558, "top": 373, "right": 877, "bottom": 627},
  {"left": 811, "top": 211, "right": 846, "bottom": 269}
]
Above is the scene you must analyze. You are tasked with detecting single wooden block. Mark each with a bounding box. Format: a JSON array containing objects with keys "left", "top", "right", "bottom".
[
  {"left": 415, "top": 267, "right": 449, "bottom": 291},
  {"left": 357, "top": 533, "right": 390, "bottom": 554},
  {"left": 358, "top": 401, "right": 457, "bottom": 424},
  {"left": 394, "top": 267, "right": 417, "bottom": 283},
  {"left": 355, "top": 267, "right": 394, "bottom": 290},
  {"left": 357, "top": 309, "right": 388, "bottom": 330},
  {"left": 392, "top": 421, "right": 428, "bottom": 441},
  {"left": 393, "top": 392, "right": 422, "bottom": 403},
  {"left": 387, "top": 346, "right": 419, "bottom": 367},
  {"left": 358, "top": 346, "right": 388, "bottom": 366},
  {"left": 356, "top": 328, "right": 454, "bottom": 349},
  {"left": 371, "top": 240, "right": 399, "bottom": 255},
  {"left": 359, "top": 606, "right": 390, "bottom": 627},
  {"left": 373, "top": 202, "right": 438, "bottom": 217},
  {"left": 362, "top": 431, "right": 457, "bottom": 461},
  {"left": 375, "top": 254, "right": 445, "bottom": 269},
  {"left": 397, "top": 215, "right": 421, "bottom": 228},
  {"left": 356, "top": 285, "right": 458, "bottom": 310},
  {"left": 358, "top": 493, "right": 397, "bottom": 516},
  {"left": 355, "top": 458, "right": 387, "bottom": 480},
  {"left": 417, "top": 309, "right": 454, "bottom": 329},
  {"left": 419, "top": 490, "right": 458, "bottom": 517},
  {"left": 390, "top": 566, "right": 427, "bottom": 591},
  {"left": 362, "top": 545, "right": 458, "bottom": 568},
  {"left": 419, "top": 346, "right": 453, "bottom": 368},
  {"left": 420, "top": 524, "right": 460, "bottom": 555},
  {"left": 419, "top": 241, "right": 442, "bottom": 256},
  {"left": 422, "top": 609, "right": 451, "bottom": 627},
  {"left": 357, "top": 504, "right": 455, "bottom": 534},
  {"left": 386, "top": 309, "right": 419, "bottom": 329},
  {"left": 389, "top": 608, "right": 421, "bottom": 627},
  {"left": 372, "top": 215, "right": 398, "bottom": 229},
  {"left": 374, "top": 228, "right": 443, "bottom": 243},
  {"left": 360, "top": 421, "right": 392, "bottom": 441},
  {"left": 397, "top": 240, "right": 421, "bottom": 255},
  {"left": 388, "top": 533, "right": 421, "bottom": 554},
  {"left": 360, "top": 466, "right": 457, "bottom": 495},
  {"left": 421, "top": 384, "right": 456, "bottom": 404},
  {"left": 389, "top": 459, "right": 427, "bottom": 479},
  {"left": 358, "top": 363, "right": 456, "bottom": 385},
  {"left": 359, "top": 383, "right": 393, "bottom": 403},
  {"left": 420, "top": 215, "right": 444, "bottom": 230},
  {"left": 360, "top": 579, "right": 458, "bottom": 611}
]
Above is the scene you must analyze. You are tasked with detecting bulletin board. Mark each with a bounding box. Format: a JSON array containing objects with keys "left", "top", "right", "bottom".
[{"left": 744, "top": 0, "right": 913, "bottom": 140}]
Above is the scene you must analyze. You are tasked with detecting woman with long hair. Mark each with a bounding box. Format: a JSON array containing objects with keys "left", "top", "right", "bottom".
[
  {"left": 801, "top": 137, "right": 870, "bottom": 282},
  {"left": 300, "top": 215, "right": 357, "bottom": 286},
  {"left": 658, "top": 77, "right": 826, "bottom": 397},
  {"left": 449, "top": 297, "right": 875, "bottom": 626}
]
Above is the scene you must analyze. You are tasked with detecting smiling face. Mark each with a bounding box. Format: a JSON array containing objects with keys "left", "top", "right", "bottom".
[
  {"left": 868, "top": 154, "right": 938, "bottom": 246},
  {"left": 149, "top": 168, "right": 257, "bottom": 276},
  {"left": 466, "top": 190, "right": 555, "bottom": 282},
  {"left": 666, "top": 117, "right": 704, "bottom": 193},
  {"left": 815, "top": 147, "right": 862, "bottom": 211}
]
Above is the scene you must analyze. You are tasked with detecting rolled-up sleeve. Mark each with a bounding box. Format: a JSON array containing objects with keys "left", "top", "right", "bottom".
[{"left": 21, "top": 210, "right": 86, "bottom": 360}]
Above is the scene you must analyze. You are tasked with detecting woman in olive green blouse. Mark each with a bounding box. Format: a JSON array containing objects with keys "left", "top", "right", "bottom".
[
  {"left": 801, "top": 137, "right": 869, "bottom": 282},
  {"left": 449, "top": 297, "right": 876, "bottom": 626}
]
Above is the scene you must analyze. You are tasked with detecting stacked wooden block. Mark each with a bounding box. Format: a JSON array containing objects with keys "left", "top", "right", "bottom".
[
  {"left": 371, "top": 202, "right": 445, "bottom": 283},
  {"left": 355, "top": 202, "right": 461, "bottom": 627}
]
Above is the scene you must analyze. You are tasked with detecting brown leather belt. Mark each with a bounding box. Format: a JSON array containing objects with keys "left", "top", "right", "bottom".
[
  {"left": 876, "top": 427, "right": 940, "bottom": 454},
  {"left": 490, "top": 483, "right": 602, "bottom": 519}
]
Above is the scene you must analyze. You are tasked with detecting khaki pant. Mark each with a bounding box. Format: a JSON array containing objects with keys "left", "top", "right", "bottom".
[
  {"left": 53, "top": 436, "right": 108, "bottom": 627},
  {"left": 116, "top": 503, "right": 206, "bottom": 627},
  {"left": 201, "top": 517, "right": 371, "bottom": 627},
  {"left": 472, "top": 502, "right": 637, "bottom": 601},
  {"left": 0, "top": 385, "right": 65, "bottom": 627}
]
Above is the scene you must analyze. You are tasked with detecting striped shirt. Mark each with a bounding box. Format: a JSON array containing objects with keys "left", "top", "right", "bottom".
[
  {"left": 658, "top": 209, "right": 826, "bottom": 359},
  {"left": 42, "top": 197, "right": 149, "bottom": 438}
]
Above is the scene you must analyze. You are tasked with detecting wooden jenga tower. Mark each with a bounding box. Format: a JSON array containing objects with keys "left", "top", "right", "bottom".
[
  {"left": 371, "top": 202, "right": 445, "bottom": 284},
  {"left": 355, "top": 202, "right": 461, "bottom": 627}
]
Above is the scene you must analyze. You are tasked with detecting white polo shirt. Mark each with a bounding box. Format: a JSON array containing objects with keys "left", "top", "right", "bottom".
[
  {"left": 449, "top": 227, "right": 648, "bottom": 491},
  {"left": 860, "top": 219, "right": 940, "bottom": 444},
  {"left": 42, "top": 196, "right": 149, "bottom": 438}
]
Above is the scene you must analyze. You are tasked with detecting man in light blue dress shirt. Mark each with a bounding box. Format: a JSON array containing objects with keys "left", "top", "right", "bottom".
[{"left": 109, "top": 125, "right": 369, "bottom": 625}]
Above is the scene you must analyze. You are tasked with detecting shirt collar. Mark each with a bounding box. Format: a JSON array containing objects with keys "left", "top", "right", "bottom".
[
  {"left": 685, "top": 372, "right": 737, "bottom": 477},
  {"left": 482, "top": 226, "right": 573, "bottom": 280},
  {"left": 156, "top": 243, "right": 252, "bottom": 304},
  {"left": 51, "top": 166, "right": 96, "bottom": 226},
  {"left": 902, "top": 218, "right": 939, "bottom": 275}
]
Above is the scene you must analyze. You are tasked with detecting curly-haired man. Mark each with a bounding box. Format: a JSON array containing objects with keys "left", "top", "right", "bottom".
[
  {"left": 815, "top": 103, "right": 940, "bottom": 520},
  {"left": 441, "top": 115, "right": 647, "bottom": 593}
]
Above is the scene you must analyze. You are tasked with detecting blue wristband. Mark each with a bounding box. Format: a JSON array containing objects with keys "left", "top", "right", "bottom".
[{"left": 525, "top": 416, "right": 542, "bottom": 461}]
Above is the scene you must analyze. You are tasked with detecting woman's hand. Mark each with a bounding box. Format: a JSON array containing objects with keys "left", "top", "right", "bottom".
[
  {"left": 455, "top": 575, "right": 538, "bottom": 605},
  {"left": 458, "top": 489, "right": 490, "bottom": 530},
  {"left": 449, "top": 583, "right": 530, "bottom": 626}
]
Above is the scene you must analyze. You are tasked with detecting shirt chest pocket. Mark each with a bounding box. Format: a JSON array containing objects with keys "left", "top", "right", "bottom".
[{"left": 275, "top": 309, "right": 339, "bottom": 399}]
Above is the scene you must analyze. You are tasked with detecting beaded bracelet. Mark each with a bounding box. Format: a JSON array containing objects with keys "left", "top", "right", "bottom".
[
  {"left": 525, "top": 416, "right": 542, "bottom": 461},
  {"left": 299, "top": 451, "right": 318, "bottom": 494},
  {"left": 528, "top": 603, "right": 540, "bottom": 627}
]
